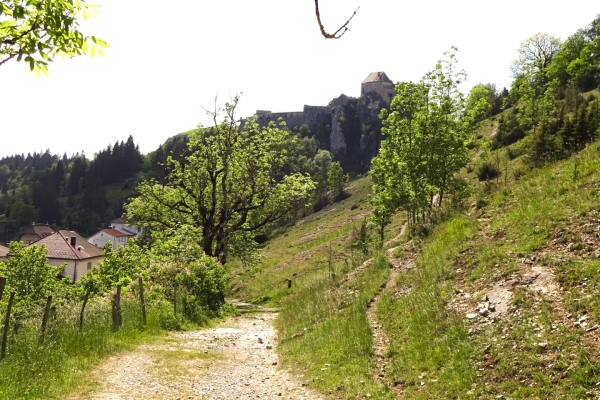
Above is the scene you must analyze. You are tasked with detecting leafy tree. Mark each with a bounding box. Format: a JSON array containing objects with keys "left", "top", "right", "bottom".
[
  {"left": 311, "top": 149, "right": 332, "bottom": 209},
  {"left": 327, "top": 161, "right": 346, "bottom": 201},
  {"left": 8, "top": 199, "right": 36, "bottom": 225},
  {"left": 510, "top": 33, "right": 561, "bottom": 80},
  {"left": 126, "top": 96, "right": 315, "bottom": 264},
  {"left": 466, "top": 84, "right": 491, "bottom": 121},
  {"left": 371, "top": 49, "right": 479, "bottom": 225},
  {"left": 0, "top": 242, "right": 69, "bottom": 309},
  {"left": 0, "top": 0, "right": 108, "bottom": 73}
]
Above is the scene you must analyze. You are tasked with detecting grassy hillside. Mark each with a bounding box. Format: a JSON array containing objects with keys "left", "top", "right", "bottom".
[{"left": 232, "top": 135, "right": 600, "bottom": 398}]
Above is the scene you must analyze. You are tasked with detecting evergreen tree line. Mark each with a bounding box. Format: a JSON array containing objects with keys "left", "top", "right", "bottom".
[{"left": 0, "top": 136, "right": 143, "bottom": 241}]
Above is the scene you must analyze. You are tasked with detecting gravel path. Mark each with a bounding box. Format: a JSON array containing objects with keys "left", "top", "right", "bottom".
[{"left": 66, "top": 312, "right": 323, "bottom": 400}]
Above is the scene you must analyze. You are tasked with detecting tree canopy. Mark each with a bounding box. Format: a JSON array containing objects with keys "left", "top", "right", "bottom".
[
  {"left": 0, "top": 0, "right": 108, "bottom": 73},
  {"left": 126, "top": 96, "right": 315, "bottom": 264},
  {"left": 371, "top": 49, "right": 482, "bottom": 225}
]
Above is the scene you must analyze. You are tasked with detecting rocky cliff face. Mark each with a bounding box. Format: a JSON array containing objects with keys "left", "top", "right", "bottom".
[
  {"left": 328, "top": 91, "right": 387, "bottom": 173},
  {"left": 247, "top": 91, "right": 390, "bottom": 174}
]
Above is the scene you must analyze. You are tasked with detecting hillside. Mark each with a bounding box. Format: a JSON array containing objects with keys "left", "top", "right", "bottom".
[{"left": 227, "top": 132, "right": 600, "bottom": 399}]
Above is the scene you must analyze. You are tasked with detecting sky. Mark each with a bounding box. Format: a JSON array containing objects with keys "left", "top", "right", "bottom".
[{"left": 0, "top": 0, "right": 599, "bottom": 158}]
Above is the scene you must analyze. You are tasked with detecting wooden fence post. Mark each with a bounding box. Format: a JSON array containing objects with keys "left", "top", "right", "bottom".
[
  {"left": 0, "top": 277, "right": 6, "bottom": 301},
  {"left": 138, "top": 277, "right": 146, "bottom": 326},
  {"left": 39, "top": 295, "right": 53, "bottom": 344},
  {"left": 115, "top": 285, "right": 122, "bottom": 328},
  {"left": 173, "top": 285, "right": 178, "bottom": 316},
  {"left": 1, "top": 292, "right": 15, "bottom": 360},
  {"left": 79, "top": 290, "right": 90, "bottom": 332}
]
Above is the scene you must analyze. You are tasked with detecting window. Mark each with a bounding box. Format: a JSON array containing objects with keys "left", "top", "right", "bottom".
[{"left": 87, "top": 262, "right": 92, "bottom": 271}]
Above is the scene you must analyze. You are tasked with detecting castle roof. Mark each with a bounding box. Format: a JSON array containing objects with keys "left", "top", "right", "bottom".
[{"left": 362, "top": 72, "right": 393, "bottom": 84}]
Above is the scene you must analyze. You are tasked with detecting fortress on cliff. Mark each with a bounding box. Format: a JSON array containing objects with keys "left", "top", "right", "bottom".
[
  {"left": 243, "top": 72, "right": 396, "bottom": 173},
  {"left": 249, "top": 72, "right": 395, "bottom": 130}
]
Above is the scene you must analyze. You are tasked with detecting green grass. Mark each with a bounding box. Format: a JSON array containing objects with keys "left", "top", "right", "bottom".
[
  {"left": 377, "top": 140, "right": 600, "bottom": 399},
  {"left": 277, "top": 252, "right": 394, "bottom": 399},
  {"left": 0, "top": 294, "right": 179, "bottom": 399},
  {"left": 228, "top": 175, "right": 406, "bottom": 306},
  {"left": 376, "top": 216, "right": 478, "bottom": 398}
]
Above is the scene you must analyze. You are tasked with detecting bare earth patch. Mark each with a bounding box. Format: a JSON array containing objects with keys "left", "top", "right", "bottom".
[{"left": 67, "top": 313, "right": 323, "bottom": 400}]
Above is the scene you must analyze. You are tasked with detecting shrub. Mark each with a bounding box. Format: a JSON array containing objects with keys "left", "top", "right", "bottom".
[{"left": 477, "top": 161, "right": 501, "bottom": 181}]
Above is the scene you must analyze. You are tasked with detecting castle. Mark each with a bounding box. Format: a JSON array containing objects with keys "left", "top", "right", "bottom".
[
  {"left": 244, "top": 72, "right": 396, "bottom": 173},
  {"left": 250, "top": 72, "right": 395, "bottom": 130}
]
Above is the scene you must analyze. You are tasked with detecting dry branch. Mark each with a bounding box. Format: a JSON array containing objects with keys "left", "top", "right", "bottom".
[{"left": 314, "top": 0, "right": 359, "bottom": 39}]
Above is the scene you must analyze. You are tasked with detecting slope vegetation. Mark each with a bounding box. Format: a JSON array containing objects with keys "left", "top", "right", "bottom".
[{"left": 233, "top": 139, "right": 600, "bottom": 399}]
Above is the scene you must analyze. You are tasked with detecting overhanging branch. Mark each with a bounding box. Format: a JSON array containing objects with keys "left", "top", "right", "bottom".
[{"left": 314, "top": 0, "right": 359, "bottom": 39}]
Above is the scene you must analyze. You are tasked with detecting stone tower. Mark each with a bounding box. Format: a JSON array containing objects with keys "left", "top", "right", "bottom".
[{"left": 361, "top": 72, "right": 395, "bottom": 105}]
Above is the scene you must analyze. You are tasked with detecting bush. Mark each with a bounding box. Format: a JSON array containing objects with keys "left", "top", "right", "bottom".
[{"left": 477, "top": 161, "right": 501, "bottom": 181}]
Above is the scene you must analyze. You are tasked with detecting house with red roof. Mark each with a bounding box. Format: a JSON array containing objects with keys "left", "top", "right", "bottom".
[
  {"left": 27, "top": 230, "right": 104, "bottom": 281},
  {"left": 87, "top": 228, "right": 136, "bottom": 250}
]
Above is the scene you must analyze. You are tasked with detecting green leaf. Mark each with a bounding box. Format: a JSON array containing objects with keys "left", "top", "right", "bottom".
[{"left": 0, "top": 20, "right": 17, "bottom": 28}]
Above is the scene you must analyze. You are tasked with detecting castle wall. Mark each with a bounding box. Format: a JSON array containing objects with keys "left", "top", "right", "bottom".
[{"left": 361, "top": 82, "right": 395, "bottom": 105}]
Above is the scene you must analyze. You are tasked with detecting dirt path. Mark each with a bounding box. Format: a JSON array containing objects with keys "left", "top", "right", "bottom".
[
  {"left": 365, "top": 222, "right": 410, "bottom": 398},
  {"left": 67, "top": 311, "right": 323, "bottom": 400}
]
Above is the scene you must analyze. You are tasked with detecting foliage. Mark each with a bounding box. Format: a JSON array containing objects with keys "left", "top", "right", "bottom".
[
  {"left": 371, "top": 48, "right": 481, "bottom": 226},
  {"left": 126, "top": 96, "right": 315, "bottom": 264},
  {"left": 476, "top": 160, "right": 502, "bottom": 181},
  {"left": 0, "top": 0, "right": 108, "bottom": 73},
  {"left": 151, "top": 229, "right": 227, "bottom": 319},
  {"left": 510, "top": 32, "right": 561, "bottom": 79},
  {"left": 327, "top": 160, "right": 347, "bottom": 201}
]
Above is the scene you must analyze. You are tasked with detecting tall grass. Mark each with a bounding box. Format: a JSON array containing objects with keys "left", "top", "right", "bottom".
[
  {"left": 376, "top": 217, "right": 478, "bottom": 398},
  {"left": 0, "top": 293, "right": 170, "bottom": 399},
  {"left": 277, "top": 253, "right": 394, "bottom": 399}
]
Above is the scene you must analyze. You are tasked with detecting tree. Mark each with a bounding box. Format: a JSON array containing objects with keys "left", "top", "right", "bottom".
[
  {"left": 0, "top": 0, "right": 108, "bottom": 73},
  {"left": 327, "top": 161, "right": 346, "bottom": 201},
  {"left": 510, "top": 33, "right": 561, "bottom": 79},
  {"left": 371, "top": 49, "right": 478, "bottom": 225},
  {"left": 126, "top": 96, "right": 315, "bottom": 264},
  {"left": 312, "top": 149, "right": 332, "bottom": 208},
  {"left": 466, "top": 84, "right": 491, "bottom": 121}
]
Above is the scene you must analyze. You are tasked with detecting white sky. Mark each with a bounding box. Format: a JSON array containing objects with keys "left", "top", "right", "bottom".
[{"left": 0, "top": 0, "right": 598, "bottom": 158}]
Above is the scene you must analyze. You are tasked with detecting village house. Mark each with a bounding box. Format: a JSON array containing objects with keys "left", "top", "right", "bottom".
[
  {"left": 0, "top": 244, "right": 8, "bottom": 262},
  {"left": 28, "top": 230, "right": 104, "bottom": 282},
  {"left": 87, "top": 228, "right": 135, "bottom": 250},
  {"left": 109, "top": 217, "right": 142, "bottom": 236},
  {"left": 18, "top": 224, "right": 56, "bottom": 244}
]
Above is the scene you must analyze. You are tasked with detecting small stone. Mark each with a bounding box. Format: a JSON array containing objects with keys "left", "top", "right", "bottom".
[
  {"left": 479, "top": 308, "right": 489, "bottom": 317},
  {"left": 466, "top": 313, "right": 478, "bottom": 319},
  {"left": 258, "top": 337, "right": 264, "bottom": 344},
  {"left": 587, "top": 324, "right": 599, "bottom": 332},
  {"left": 538, "top": 342, "right": 548, "bottom": 349},
  {"left": 266, "top": 345, "right": 273, "bottom": 349}
]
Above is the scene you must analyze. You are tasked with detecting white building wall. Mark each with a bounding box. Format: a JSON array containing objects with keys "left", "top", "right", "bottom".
[
  {"left": 88, "top": 232, "right": 116, "bottom": 249},
  {"left": 47, "top": 256, "right": 103, "bottom": 282}
]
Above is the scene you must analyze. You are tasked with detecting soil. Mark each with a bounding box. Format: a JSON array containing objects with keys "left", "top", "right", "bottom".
[{"left": 66, "top": 311, "right": 323, "bottom": 400}]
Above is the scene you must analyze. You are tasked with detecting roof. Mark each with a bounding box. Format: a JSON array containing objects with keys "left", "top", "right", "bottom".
[
  {"left": 103, "top": 229, "right": 135, "bottom": 237},
  {"left": 18, "top": 224, "right": 56, "bottom": 239},
  {"left": 0, "top": 244, "right": 9, "bottom": 258},
  {"left": 362, "top": 72, "right": 393, "bottom": 84},
  {"left": 29, "top": 230, "right": 104, "bottom": 260},
  {"left": 111, "top": 218, "right": 128, "bottom": 224}
]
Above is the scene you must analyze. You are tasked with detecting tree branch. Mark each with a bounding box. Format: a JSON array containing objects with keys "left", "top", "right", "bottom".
[{"left": 314, "top": 0, "right": 359, "bottom": 39}]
